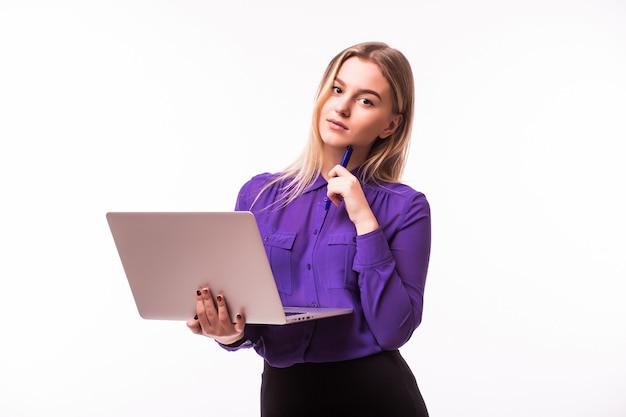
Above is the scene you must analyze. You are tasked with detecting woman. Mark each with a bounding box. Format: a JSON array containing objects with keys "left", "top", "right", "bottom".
[{"left": 188, "top": 41, "right": 431, "bottom": 417}]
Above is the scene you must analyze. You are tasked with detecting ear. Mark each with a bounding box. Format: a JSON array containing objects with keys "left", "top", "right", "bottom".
[{"left": 379, "top": 114, "right": 403, "bottom": 139}]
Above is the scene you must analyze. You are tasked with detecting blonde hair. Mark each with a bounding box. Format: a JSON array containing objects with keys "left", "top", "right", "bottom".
[{"left": 255, "top": 41, "right": 415, "bottom": 209}]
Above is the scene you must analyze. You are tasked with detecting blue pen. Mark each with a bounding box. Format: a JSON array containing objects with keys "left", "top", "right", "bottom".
[{"left": 325, "top": 145, "right": 353, "bottom": 211}]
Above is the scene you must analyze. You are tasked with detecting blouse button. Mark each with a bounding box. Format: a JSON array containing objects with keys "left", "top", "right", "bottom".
[
  {"left": 263, "top": 236, "right": 269, "bottom": 242},
  {"left": 306, "top": 263, "right": 311, "bottom": 270},
  {"left": 311, "top": 302, "right": 318, "bottom": 308},
  {"left": 313, "top": 229, "right": 318, "bottom": 235}
]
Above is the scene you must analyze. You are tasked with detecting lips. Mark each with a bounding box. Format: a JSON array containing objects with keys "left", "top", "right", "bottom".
[{"left": 327, "top": 118, "right": 348, "bottom": 130}]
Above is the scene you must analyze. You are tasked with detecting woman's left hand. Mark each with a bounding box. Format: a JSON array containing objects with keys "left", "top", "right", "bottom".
[{"left": 326, "top": 165, "right": 379, "bottom": 235}]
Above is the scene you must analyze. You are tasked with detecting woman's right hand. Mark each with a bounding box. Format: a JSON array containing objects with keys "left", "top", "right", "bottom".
[{"left": 186, "top": 287, "right": 246, "bottom": 345}]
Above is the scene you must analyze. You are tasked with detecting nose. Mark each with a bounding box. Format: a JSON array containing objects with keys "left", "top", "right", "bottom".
[{"left": 334, "top": 97, "right": 350, "bottom": 117}]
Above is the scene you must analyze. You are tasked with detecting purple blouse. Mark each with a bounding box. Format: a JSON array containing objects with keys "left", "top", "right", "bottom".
[{"left": 220, "top": 171, "right": 431, "bottom": 368}]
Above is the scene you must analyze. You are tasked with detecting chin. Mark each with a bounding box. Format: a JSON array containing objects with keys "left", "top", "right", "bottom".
[{"left": 320, "top": 136, "right": 347, "bottom": 148}]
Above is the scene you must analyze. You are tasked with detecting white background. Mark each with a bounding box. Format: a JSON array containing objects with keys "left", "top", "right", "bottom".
[{"left": 1, "top": 1, "right": 625, "bottom": 416}]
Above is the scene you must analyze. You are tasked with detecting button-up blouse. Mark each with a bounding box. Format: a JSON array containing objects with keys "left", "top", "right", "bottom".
[{"left": 220, "top": 171, "right": 431, "bottom": 368}]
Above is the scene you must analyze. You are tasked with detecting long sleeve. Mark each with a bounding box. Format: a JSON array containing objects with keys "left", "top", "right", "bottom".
[{"left": 354, "top": 192, "right": 431, "bottom": 349}]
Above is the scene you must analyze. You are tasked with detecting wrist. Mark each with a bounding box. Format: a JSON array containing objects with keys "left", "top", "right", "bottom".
[
  {"left": 215, "top": 333, "right": 245, "bottom": 346},
  {"left": 353, "top": 211, "right": 379, "bottom": 235}
]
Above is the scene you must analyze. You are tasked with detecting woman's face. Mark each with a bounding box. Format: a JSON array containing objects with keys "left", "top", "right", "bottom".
[{"left": 318, "top": 57, "right": 402, "bottom": 153}]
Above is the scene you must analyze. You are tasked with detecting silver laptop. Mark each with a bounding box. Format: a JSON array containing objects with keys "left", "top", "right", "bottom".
[{"left": 106, "top": 211, "right": 353, "bottom": 325}]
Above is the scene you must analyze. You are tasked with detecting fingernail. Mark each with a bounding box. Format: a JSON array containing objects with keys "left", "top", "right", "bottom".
[
  {"left": 196, "top": 290, "right": 201, "bottom": 296},
  {"left": 236, "top": 313, "right": 242, "bottom": 320},
  {"left": 216, "top": 295, "right": 223, "bottom": 302},
  {"left": 194, "top": 314, "right": 198, "bottom": 320}
]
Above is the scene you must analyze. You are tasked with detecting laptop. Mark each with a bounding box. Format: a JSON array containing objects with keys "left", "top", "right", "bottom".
[{"left": 106, "top": 211, "right": 353, "bottom": 325}]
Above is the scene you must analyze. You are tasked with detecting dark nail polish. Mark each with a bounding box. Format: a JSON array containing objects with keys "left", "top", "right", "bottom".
[
  {"left": 236, "top": 313, "right": 242, "bottom": 320},
  {"left": 194, "top": 314, "right": 198, "bottom": 320},
  {"left": 216, "top": 295, "right": 223, "bottom": 302},
  {"left": 196, "top": 290, "right": 201, "bottom": 296}
]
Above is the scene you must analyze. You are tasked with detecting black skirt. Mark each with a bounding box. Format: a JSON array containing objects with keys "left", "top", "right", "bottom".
[{"left": 260, "top": 350, "right": 429, "bottom": 417}]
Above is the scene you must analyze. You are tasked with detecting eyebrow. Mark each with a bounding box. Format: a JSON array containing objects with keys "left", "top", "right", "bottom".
[{"left": 335, "top": 77, "right": 383, "bottom": 102}]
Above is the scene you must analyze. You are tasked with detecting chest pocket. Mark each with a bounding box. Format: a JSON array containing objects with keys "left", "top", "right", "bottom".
[
  {"left": 326, "top": 232, "right": 358, "bottom": 290},
  {"left": 261, "top": 231, "right": 296, "bottom": 295}
]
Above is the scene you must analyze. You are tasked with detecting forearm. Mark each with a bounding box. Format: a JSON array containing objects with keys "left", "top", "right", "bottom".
[{"left": 353, "top": 213, "right": 430, "bottom": 348}]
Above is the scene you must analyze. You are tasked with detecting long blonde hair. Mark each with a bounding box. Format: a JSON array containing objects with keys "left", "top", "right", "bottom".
[{"left": 255, "top": 41, "right": 415, "bottom": 209}]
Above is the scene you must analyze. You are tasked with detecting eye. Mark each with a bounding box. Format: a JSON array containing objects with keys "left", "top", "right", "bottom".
[
  {"left": 332, "top": 86, "right": 343, "bottom": 94},
  {"left": 359, "top": 98, "right": 374, "bottom": 107}
]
